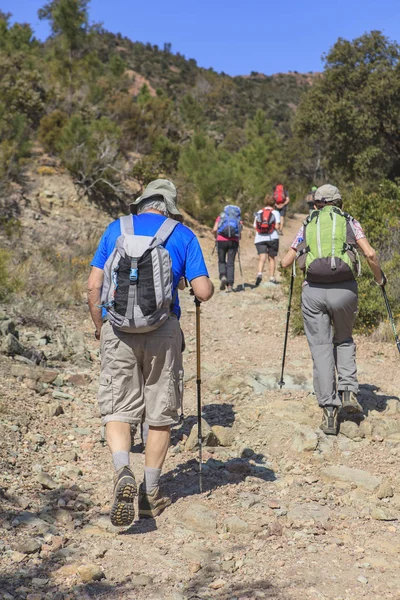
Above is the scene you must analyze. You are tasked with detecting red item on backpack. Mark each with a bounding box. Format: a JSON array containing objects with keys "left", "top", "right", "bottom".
[
  {"left": 273, "top": 184, "right": 286, "bottom": 206},
  {"left": 256, "top": 208, "right": 276, "bottom": 234}
]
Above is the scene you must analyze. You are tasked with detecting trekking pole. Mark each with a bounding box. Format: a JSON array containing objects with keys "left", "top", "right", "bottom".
[
  {"left": 381, "top": 286, "right": 400, "bottom": 355},
  {"left": 237, "top": 245, "right": 245, "bottom": 291},
  {"left": 194, "top": 296, "right": 203, "bottom": 492},
  {"left": 237, "top": 246, "right": 243, "bottom": 278},
  {"left": 278, "top": 265, "right": 295, "bottom": 389}
]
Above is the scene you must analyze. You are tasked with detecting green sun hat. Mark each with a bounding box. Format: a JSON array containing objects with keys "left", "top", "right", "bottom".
[
  {"left": 314, "top": 184, "right": 341, "bottom": 203},
  {"left": 130, "top": 179, "right": 183, "bottom": 222}
]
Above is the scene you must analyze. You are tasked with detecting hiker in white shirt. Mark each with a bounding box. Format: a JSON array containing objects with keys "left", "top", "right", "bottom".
[{"left": 254, "top": 195, "right": 281, "bottom": 287}]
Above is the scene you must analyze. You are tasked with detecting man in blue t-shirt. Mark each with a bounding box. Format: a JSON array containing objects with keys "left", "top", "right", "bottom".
[{"left": 87, "top": 179, "right": 214, "bottom": 526}]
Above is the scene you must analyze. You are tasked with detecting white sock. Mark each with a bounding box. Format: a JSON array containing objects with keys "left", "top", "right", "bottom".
[
  {"left": 144, "top": 467, "right": 162, "bottom": 493},
  {"left": 112, "top": 451, "right": 130, "bottom": 472},
  {"left": 257, "top": 272, "right": 262, "bottom": 277}
]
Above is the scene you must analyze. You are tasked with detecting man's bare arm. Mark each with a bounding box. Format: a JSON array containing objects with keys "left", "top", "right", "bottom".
[
  {"left": 191, "top": 275, "right": 214, "bottom": 302},
  {"left": 87, "top": 267, "right": 104, "bottom": 336}
]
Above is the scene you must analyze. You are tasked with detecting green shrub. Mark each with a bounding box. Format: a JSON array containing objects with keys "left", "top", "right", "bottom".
[
  {"left": 59, "top": 115, "right": 123, "bottom": 200},
  {"left": 38, "top": 110, "right": 68, "bottom": 153},
  {"left": 0, "top": 113, "right": 31, "bottom": 181},
  {"left": 0, "top": 250, "right": 20, "bottom": 302}
]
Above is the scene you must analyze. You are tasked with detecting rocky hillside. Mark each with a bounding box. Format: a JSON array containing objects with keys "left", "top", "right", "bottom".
[{"left": 0, "top": 4, "right": 314, "bottom": 226}]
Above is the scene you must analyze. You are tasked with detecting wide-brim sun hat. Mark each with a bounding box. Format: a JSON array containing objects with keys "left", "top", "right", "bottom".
[
  {"left": 314, "top": 184, "right": 342, "bottom": 204},
  {"left": 130, "top": 179, "right": 183, "bottom": 222}
]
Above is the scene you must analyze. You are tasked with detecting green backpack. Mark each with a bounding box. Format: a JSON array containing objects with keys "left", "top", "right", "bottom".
[{"left": 298, "top": 206, "right": 360, "bottom": 283}]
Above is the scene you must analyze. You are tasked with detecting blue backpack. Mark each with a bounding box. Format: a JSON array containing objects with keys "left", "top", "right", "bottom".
[{"left": 217, "top": 205, "right": 241, "bottom": 238}]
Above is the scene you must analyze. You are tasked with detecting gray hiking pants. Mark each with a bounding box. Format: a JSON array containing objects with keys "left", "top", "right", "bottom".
[{"left": 301, "top": 281, "right": 358, "bottom": 408}]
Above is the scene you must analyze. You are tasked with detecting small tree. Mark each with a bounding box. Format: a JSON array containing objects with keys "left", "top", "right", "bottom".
[{"left": 293, "top": 31, "right": 400, "bottom": 182}]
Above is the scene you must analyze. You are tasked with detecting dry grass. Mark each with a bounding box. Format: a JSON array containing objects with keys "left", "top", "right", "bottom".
[
  {"left": 11, "top": 233, "right": 98, "bottom": 324},
  {"left": 370, "top": 319, "right": 400, "bottom": 344}
]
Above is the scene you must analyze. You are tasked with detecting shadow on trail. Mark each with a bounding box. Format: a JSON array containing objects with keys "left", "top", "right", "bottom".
[
  {"left": 162, "top": 453, "right": 277, "bottom": 505},
  {"left": 121, "top": 516, "right": 157, "bottom": 536},
  {"left": 172, "top": 403, "right": 236, "bottom": 442},
  {"left": 184, "top": 575, "right": 288, "bottom": 600},
  {"left": 358, "top": 383, "right": 399, "bottom": 416}
]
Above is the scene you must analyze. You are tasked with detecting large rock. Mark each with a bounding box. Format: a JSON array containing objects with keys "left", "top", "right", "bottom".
[
  {"left": 131, "top": 575, "right": 153, "bottom": 586},
  {"left": 16, "top": 538, "right": 42, "bottom": 555},
  {"left": 37, "top": 471, "right": 58, "bottom": 490},
  {"left": 77, "top": 564, "right": 105, "bottom": 583},
  {"left": 185, "top": 419, "right": 219, "bottom": 451},
  {"left": 224, "top": 515, "right": 251, "bottom": 533},
  {"left": 287, "top": 502, "right": 331, "bottom": 527},
  {"left": 0, "top": 319, "right": 17, "bottom": 337},
  {"left": 55, "top": 328, "right": 91, "bottom": 363},
  {"left": 38, "top": 369, "right": 60, "bottom": 384},
  {"left": 246, "top": 371, "right": 313, "bottom": 393},
  {"left": 321, "top": 465, "right": 381, "bottom": 491},
  {"left": 1, "top": 333, "right": 24, "bottom": 356},
  {"left": 12, "top": 511, "right": 50, "bottom": 534},
  {"left": 340, "top": 421, "right": 363, "bottom": 440},
  {"left": 377, "top": 481, "right": 394, "bottom": 499},
  {"left": 211, "top": 425, "right": 235, "bottom": 447},
  {"left": 45, "top": 402, "right": 64, "bottom": 417},
  {"left": 179, "top": 503, "right": 218, "bottom": 533},
  {"left": 207, "top": 374, "right": 245, "bottom": 395},
  {"left": 359, "top": 420, "right": 373, "bottom": 438},
  {"left": 371, "top": 507, "right": 397, "bottom": 521},
  {"left": 262, "top": 399, "right": 316, "bottom": 427},
  {"left": 291, "top": 426, "right": 318, "bottom": 452},
  {"left": 68, "top": 373, "right": 91, "bottom": 386},
  {"left": 385, "top": 399, "right": 400, "bottom": 415}
]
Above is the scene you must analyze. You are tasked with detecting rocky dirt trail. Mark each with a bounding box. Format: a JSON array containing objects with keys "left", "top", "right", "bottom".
[{"left": 1, "top": 210, "right": 400, "bottom": 600}]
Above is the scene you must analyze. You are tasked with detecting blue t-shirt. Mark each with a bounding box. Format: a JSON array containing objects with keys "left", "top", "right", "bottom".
[{"left": 91, "top": 213, "right": 209, "bottom": 319}]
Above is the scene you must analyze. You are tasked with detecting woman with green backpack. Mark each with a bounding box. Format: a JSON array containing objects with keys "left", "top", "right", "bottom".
[{"left": 281, "top": 184, "right": 386, "bottom": 435}]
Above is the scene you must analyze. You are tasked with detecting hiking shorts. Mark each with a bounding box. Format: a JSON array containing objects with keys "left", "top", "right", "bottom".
[
  {"left": 98, "top": 316, "right": 183, "bottom": 427},
  {"left": 256, "top": 239, "right": 279, "bottom": 257},
  {"left": 276, "top": 205, "right": 287, "bottom": 217}
]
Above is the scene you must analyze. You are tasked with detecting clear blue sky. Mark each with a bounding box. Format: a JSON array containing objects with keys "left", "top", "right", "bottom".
[{"left": 4, "top": 0, "right": 400, "bottom": 75}]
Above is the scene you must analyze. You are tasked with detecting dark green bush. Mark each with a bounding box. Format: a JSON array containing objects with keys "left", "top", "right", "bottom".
[{"left": 38, "top": 110, "right": 68, "bottom": 153}]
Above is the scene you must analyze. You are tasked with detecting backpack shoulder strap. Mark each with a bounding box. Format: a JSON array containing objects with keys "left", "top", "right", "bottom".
[
  {"left": 149, "top": 218, "right": 179, "bottom": 249},
  {"left": 120, "top": 215, "right": 134, "bottom": 235},
  {"left": 303, "top": 209, "right": 318, "bottom": 226}
]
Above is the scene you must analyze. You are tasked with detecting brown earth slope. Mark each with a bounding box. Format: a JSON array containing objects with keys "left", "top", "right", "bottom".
[{"left": 1, "top": 202, "right": 400, "bottom": 600}]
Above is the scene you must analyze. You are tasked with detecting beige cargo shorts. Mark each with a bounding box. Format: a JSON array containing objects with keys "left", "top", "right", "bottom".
[{"left": 98, "top": 315, "right": 184, "bottom": 427}]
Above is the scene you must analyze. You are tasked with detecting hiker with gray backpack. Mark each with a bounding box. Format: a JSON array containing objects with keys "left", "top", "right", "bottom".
[
  {"left": 212, "top": 204, "right": 242, "bottom": 292},
  {"left": 281, "top": 184, "right": 386, "bottom": 435},
  {"left": 87, "top": 179, "right": 214, "bottom": 526}
]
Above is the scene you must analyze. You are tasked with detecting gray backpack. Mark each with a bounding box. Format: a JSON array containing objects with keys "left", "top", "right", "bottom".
[{"left": 101, "top": 215, "right": 179, "bottom": 333}]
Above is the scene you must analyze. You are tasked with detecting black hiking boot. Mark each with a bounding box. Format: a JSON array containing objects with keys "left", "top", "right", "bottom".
[
  {"left": 341, "top": 390, "right": 363, "bottom": 414},
  {"left": 320, "top": 407, "right": 339, "bottom": 436},
  {"left": 220, "top": 275, "right": 227, "bottom": 291},
  {"left": 138, "top": 483, "right": 171, "bottom": 519},
  {"left": 110, "top": 466, "right": 137, "bottom": 527},
  {"left": 255, "top": 275, "right": 262, "bottom": 287}
]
